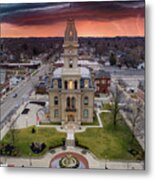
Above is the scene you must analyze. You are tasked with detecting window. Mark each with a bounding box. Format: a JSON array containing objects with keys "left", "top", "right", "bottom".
[
  {"left": 72, "top": 97, "right": 76, "bottom": 109},
  {"left": 74, "top": 80, "right": 78, "bottom": 89},
  {"left": 66, "top": 97, "right": 70, "bottom": 108},
  {"left": 69, "top": 31, "right": 73, "bottom": 36},
  {"left": 102, "top": 80, "right": 105, "bottom": 84},
  {"left": 68, "top": 80, "right": 73, "bottom": 90},
  {"left": 84, "top": 96, "right": 89, "bottom": 105},
  {"left": 84, "top": 80, "right": 89, "bottom": 88},
  {"left": 54, "top": 96, "right": 58, "bottom": 105},
  {"left": 64, "top": 81, "right": 68, "bottom": 89},
  {"left": 53, "top": 80, "right": 58, "bottom": 88},
  {"left": 54, "top": 109, "right": 59, "bottom": 118},
  {"left": 83, "top": 109, "right": 89, "bottom": 118}
]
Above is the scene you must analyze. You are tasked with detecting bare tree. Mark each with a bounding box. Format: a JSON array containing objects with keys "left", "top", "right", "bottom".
[
  {"left": 9, "top": 120, "right": 16, "bottom": 145},
  {"left": 127, "top": 103, "right": 142, "bottom": 141},
  {"left": 110, "top": 85, "right": 121, "bottom": 127}
]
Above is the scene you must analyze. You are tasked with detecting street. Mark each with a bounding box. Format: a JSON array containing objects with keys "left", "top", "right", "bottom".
[{"left": 0, "top": 64, "right": 49, "bottom": 127}]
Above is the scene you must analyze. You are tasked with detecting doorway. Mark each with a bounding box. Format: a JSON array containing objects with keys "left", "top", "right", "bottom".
[{"left": 68, "top": 115, "right": 75, "bottom": 122}]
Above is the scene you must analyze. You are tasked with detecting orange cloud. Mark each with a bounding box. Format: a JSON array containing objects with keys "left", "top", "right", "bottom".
[{"left": 1, "top": 17, "right": 144, "bottom": 38}]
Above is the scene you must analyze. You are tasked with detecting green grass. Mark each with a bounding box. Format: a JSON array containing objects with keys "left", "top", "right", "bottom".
[
  {"left": 75, "top": 112, "right": 144, "bottom": 160},
  {"left": 0, "top": 126, "right": 66, "bottom": 157}
]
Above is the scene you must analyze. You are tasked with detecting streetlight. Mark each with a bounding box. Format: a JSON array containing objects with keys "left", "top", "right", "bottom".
[
  {"left": 105, "top": 155, "right": 108, "bottom": 170},
  {"left": 26, "top": 117, "right": 28, "bottom": 128},
  {"left": 29, "top": 152, "right": 32, "bottom": 166}
]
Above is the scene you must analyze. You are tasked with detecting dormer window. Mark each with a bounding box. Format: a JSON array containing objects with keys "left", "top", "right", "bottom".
[
  {"left": 53, "top": 80, "right": 58, "bottom": 88},
  {"left": 84, "top": 80, "right": 89, "bottom": 88}
]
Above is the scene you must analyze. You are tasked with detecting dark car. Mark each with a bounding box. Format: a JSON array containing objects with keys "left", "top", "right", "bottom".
[{"left": 12, "top": 93, "right": 18, "bottom": 98}]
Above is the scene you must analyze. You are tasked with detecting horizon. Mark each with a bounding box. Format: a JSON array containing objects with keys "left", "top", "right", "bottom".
[
  {"left": 1, "top": 35, "right": 145, "bottom": 39},
  {"left": 1, "top": 1, "right": 145, "bottom": 38}
]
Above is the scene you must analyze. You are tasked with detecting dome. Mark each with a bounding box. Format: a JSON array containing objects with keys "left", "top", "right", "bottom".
[
  {"left": 80, "top": 67, "right": 91, "bottom": 78},
  {"left": 53, "top": 68, "right": 62, "bottom": 78}
]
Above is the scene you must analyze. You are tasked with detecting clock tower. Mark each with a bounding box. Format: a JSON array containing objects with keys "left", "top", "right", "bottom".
[
  {"left": 49, "top": 19, "right": 94, "bottom": 128},
  {"left": 63, "top": 18, "right": 79, "bottom": 69}
]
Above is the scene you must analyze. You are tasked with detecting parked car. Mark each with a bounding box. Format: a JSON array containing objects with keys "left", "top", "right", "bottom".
[{"left": 12, "top": 93, "right": 18, "bottom": 98}]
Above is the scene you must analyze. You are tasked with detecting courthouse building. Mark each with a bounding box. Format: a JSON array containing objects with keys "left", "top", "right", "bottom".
[{"left": 49, "top": 19, "right": 94, "bottom": 126}]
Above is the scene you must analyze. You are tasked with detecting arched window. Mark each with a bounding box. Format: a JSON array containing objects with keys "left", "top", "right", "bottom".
[
  {"left": 69, "top": 59, "right": 73, "bottom": 68},
  {"left": 84, "top": 79, "right": 89, "bottom": 88},
  {"left": 54, "top": 96, "right": 58, "bottom": 105},
  {"left": 66, "top": 97, "right": 70, "bottom": 108},
  {"left": 84, "top": 96, "right": 89, "bottom": 106},
  {"left": 74, "top": 80, "right": 78, "bottom": 89},
  {"left": 68, "top": 80, "right": 73, "bottom": 90},
  {"left": 83, "top": 109, "right": 89, "bottom": 118},
  {"left": 64, "top": 81, "right": 68, "bottom": 89},
  {"left": 72, "top": 97, "right": 76, "bottom": 109}
]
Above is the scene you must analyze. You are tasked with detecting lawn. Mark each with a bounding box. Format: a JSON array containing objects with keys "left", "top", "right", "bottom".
[
  {"left": 0, "top": 126, "right": 66, "bottom": 157},
  {"left": 75, "top": 112, "right": 144, "bottom": 160}
]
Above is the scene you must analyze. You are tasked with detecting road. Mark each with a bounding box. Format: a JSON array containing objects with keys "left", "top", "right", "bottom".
[{"left": 0, "top": 64, "right": 49, "bottom": 126}]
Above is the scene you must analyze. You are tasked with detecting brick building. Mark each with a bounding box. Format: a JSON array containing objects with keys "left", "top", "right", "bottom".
[{"left": 95, "top": 70, "right": 111, "bottom": 95}]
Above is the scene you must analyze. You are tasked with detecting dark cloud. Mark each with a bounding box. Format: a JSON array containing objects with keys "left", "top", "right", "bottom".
[{"left": 0, "top": 1, "right": 145, "bottom": 26}]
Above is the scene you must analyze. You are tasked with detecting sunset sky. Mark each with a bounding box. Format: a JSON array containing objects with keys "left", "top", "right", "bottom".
[{"left": 0, "top": 1, "right": 145, "bottom": 38}]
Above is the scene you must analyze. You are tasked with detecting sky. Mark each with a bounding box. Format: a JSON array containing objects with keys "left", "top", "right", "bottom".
[{"left": 0, "top": 1, "right": 145, "bottom": 38}]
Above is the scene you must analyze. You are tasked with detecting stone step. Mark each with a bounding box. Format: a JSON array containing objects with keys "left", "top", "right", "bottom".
[{"left": 65, "top": 139, "right": 75, "bottom": 147}]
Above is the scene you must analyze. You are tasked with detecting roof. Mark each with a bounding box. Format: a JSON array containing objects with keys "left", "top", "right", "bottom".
[
  {"left": 53, "top": 67, "right": 62, "bottom": 78},
  {"left": 80, "top": 67, "right": 90, "bottom": 78},
  {"left": 52, "top": 67, "right": 91, "bottom": 79},
  {"left": 95, "top": 70, "right": 111, "bottom": 79}
]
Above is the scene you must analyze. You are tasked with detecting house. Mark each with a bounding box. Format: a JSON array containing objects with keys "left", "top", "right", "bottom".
[
  {"left": 9, "top": 76, "right": 22, "bottom": 88},
  {"left": 95, "top": 70, "right": 111, "bottom": 96}
]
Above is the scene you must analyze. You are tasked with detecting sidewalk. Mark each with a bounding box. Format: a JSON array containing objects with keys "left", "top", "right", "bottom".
[{"left": 0, "top": 146, "right": 144, "bottom": 170}]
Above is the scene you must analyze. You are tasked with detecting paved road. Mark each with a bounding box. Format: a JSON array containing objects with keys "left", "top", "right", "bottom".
[{"left": 0, "top": 64, "right": 49, "bottom": 126}]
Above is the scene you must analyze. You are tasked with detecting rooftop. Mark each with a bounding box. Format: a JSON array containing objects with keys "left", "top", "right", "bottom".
[
  {"left": 95, "top": 69, "right": 111, "bottom": 79},
  {"left": 53, "top": 67, "right": 91, "bottom": 79}
]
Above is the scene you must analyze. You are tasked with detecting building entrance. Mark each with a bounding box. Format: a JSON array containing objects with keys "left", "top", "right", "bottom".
[{"left": 67, "top": 115, "right": 75, "bottom": 122}]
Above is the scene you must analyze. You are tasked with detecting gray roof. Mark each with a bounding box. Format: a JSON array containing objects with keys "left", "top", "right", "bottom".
[
  {"left": 53, "top": 68, "right": 62, "bottom": 78},
  {"left": 95, "top": 70, "right": 111, "bottom": 79},
  {"left": 52, "top": 67, "right": 90, "bottom": 79}
]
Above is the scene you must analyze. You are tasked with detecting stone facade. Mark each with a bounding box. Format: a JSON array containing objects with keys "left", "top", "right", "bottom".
[{"left": 49, "top": 19, "right": 94, "bottom": 126}]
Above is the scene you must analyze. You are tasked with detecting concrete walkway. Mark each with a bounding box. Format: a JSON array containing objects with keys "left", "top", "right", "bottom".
[{"left": 0, "top": 146, "right": 144, "bottom": 170}]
